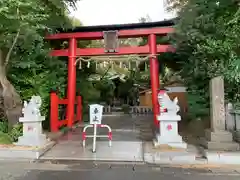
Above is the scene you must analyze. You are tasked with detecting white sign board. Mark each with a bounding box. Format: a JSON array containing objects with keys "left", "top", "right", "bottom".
[{"left": 89, "top": 104, "right": 103, "bottom": 124}]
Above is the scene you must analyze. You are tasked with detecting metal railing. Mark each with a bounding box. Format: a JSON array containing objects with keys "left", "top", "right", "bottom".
[
  {"left": 82, "top": 124, "right": 112, "bottom": 153},
  {"left": 103, "top": 105, "right": 153, "bottom": 114},
  {"left": 130, "top": 106, "right": 153, "bottom": 114}
]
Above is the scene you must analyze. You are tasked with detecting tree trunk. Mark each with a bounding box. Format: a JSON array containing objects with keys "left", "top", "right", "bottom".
[{"left": 0, "top": 50, "right": 22, "bottom": 127}]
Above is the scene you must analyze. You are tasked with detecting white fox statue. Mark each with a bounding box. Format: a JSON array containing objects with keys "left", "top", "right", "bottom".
[{"left": 157, "top": 91, "right": 180, "bottom": 116}]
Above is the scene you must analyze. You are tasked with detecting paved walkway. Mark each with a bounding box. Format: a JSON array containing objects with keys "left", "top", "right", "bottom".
[
  {"left": 41, "top": 115, "right": 153, "bottom": 162},
  {"left": 41, "top": 115, "right": 204, "bottom": 164}
]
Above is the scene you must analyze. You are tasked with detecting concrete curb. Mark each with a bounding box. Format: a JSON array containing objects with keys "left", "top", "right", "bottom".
[
  {"left": 144, "top": 161, "right": 240, "bottom": 173},
  {"left": 144, "top": 152, "right": 240, "bottom": 166},
  {"left": 0, "top": 141, "right": 55, "bottom": 159},
  {"left": 144, "top": 151, "right": 198, "bottom": 165},
  {"left": 0, "top": 123, "right": 77, "bottom": 161},
  {"left": 202, "top": 150, "right": 240, "bottom": 164},
  {"left": 196, "top": 145, "right": 240, "bottom": 165}
]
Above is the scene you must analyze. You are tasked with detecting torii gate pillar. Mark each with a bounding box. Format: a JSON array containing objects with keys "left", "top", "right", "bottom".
[
  {"left": 67, "top": 38, "right": 77, "bottom": 128},
  {"left": 149, "top": 34, "right": 160, "bottom": 126}
]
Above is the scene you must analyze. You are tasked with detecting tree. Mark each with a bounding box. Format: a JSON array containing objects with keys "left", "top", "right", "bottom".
[
  {"left": 0, "top": 0, "right": 76, "bottom": 126},
  {"left": 168, "top": 0, "right": 240, "bottom": 118}
]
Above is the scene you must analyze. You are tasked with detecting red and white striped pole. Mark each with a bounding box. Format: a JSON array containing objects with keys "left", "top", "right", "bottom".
[{"left": 82, "top": 124, "right": 112, "bottom": 150}]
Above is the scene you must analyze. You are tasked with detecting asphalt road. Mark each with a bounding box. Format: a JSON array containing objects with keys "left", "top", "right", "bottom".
[{"left": 1, "top": 161, "right": 240, "bottom": 180}]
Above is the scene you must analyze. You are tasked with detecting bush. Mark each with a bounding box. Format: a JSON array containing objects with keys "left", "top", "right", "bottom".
[
  {"left": 186, "top": 90, "right": 209, "bottom": 121},
  {"left": 0, "top": 119, "right": 23, "bottom": 144},
  {"left": 0, "top": 119, "right": 8, "bottom": 133},
  {"left": 0, "top": 132, "right": 12, "bottom": 144},
  {"left": 9, "top": 123, "right": 23, "bottom": 142}
]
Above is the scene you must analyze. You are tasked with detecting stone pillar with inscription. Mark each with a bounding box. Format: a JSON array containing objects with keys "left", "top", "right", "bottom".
[{"left": 200, "top": 76, "right": 239, "bottom": 151}]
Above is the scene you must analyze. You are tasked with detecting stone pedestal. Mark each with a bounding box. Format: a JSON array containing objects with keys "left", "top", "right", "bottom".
[
  {"left": 15, "top": 96, "right": 48, "bottom": 147},
  {"left": 154, "top": 89, "right": 187, "bottom": 149},
  {"left": 15, "top": 116, "right": 48, "bottom": 147},
  {"left": 154, "top": 114, "right": 187, "bottom": 149},
  {"left": 200, "top": 76, "right": 239, "bottom": 151},
  {"left": 200, "top": 129, "right": 239, "bottom": 151}
]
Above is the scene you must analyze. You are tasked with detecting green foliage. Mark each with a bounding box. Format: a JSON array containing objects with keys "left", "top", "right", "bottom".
[
  {"left": 0, "top": 119, "right": 8, "bottom": 133},
  {"left": 117, "top": 71, "right": 140, "bottom": 104},
  {"left": 0, "top": 119, "right": 22, "bottom": 143},
  {"left": 0, "top": 132, "right": 12, "bottom": 144},
  {"left": 169, "top": 0, "right": 240, "bottom": 119},
  {"left": 186, "top": 90, "right": 209, "bottom": 120},
  {"left": 0, "top": 0, "right": 90, "bottom": 129},
  {"left": 9, "top": 123, "right": 23, "bottom": 142},
  {"left": 95, "top": 79, "right": 115, "bottom": 104}
]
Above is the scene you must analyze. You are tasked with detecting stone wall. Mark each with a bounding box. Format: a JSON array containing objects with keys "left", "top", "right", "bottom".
[
  {"left": 225, "top": 104, "right": 240, "bottom": 142},
  {"left": 226, "top": 104, "right": 240, "bottom": 131}
]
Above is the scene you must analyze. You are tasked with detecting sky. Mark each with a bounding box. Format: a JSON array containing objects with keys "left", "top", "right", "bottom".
[{"left": 69, "top": 0, "right": 177, "bottom": 26}]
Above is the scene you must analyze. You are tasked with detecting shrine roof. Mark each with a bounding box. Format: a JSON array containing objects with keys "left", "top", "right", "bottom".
[{"left": 57, "top": 18, "right": 177, "bottom": 33}]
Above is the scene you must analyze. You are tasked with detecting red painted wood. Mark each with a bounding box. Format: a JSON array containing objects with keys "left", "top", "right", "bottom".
[
  {"left": 58, "top": 119, "right": 68, "bottom": 127},
  {"left": 149, "top": 34, "right": 160, "bottom": 126},
  {"left": 58, "top": 99, "right": 68, "bottom": 104},
  {"left": 76, "top": 96, "right": 82, "bottom": 122},
  {"left": 50, "top": 45, "right": 175, "bottom": 57},
  {"left": 50, "top": 91, "right": 59, "bottom": 132},
  {"left": 46, "top": 27, "right": 174, "bottom": 40},
  {"left": 67, "top": 38, "right": 77, "bottom": 129}
]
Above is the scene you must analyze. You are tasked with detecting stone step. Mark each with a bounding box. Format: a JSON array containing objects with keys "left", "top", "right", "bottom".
[
  {"left": 205, "top": 129, "right": 233, "bottom": 142},
  {"left": 138, "top": 131, "right": 152, "bottom": 134},
  {"left": 143, "top": 142, "right": 197, "bottom": 164},
  {"left": 135, "top": 125, "right": 153, "bottom": 129},
  {"left": 136, "top": 128, "right": 152, "bottom": 130},
  {"left": 139, "top": 135, "right": 152, "bottom": 137},
  {"left": 139, "top": 133, "right": 153, "bottom": 136},
  {"left": 200, "top": 138, "right": 240, "bottom": 151},
  {"left": 135, "top": 123, "right": 152, "bottom": 126},
  {"left": 138, "top": 134, "right": 153, "bottom": 137}
]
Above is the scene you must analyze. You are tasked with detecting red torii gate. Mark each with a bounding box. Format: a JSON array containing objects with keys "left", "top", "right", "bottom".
[{"left": 46, "top": 20, "right": 175, "bottom": 132}]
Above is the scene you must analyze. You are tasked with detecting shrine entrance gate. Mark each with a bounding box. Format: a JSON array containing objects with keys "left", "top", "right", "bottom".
[{"left": 46, "top": 20, "right": 175, "bottom": 132}]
